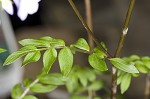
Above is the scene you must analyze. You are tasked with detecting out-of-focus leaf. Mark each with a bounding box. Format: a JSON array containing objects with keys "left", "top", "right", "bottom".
[
  {"left": 11, "top": 83, "right": 23, "bottom": 99},
  {"left": 120, "top": 73, "right": 131, "bottom": 94},
  {"left": 39, "top": 73, "right": 65, "bottom": 85},
  {"left": 88, "top": 80, "right": 103, "bottom": 91},
  {"left": 135, "top": 61, "right": 150, "bottom": 73},
  {"left": 0, "top": 48, "right": 6, "bottom": 53},
  {"left": 58, "top": 47, "right": 73, "bottom": 76},
  {"left": 23, "top": 78, "right": 33, "bottom": 87},
  {"left": 142, "top": 57, "right": 150, "bottom": 69},
  {"left": 117, "top": 71, "right": 126, "bottom": 85},
  {"left": 129, "top": 55, "right": 140, "bottom": 61},
  {"left": 77, "top": 69, "right": 88, "bottom": 87},
  {"left": 43, "top": 48, "right": 57, "bottom": 73},
  {"left": 110, "top": 58, "right": 139, "bottom": 73},
  {"left": 23, "top": 95, "right": 38, "bottom": 99},
  {"left": 30, "top": 83, "right": 57, "bottom": 93},
  {"left": 71, "top": 95, "right": 88, "bottom": 99},
  {"left": 66, "top": 73, "right": 79, "bottom": 93},
  {"left": 94, "top": 97, "right": 102, "bottom": 99}
]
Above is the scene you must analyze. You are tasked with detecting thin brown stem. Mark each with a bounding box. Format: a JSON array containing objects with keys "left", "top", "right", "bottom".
[
  {"left": 68, "top": 0, "right": 113, "bottom": 58},
  {"left": 111, "top": 0, "right": 135, "bottom": 99},
  {"left": 84, "top": 0, "right": 94, "bottom": 49},
  {"left": 145, "top": 74, "right": 150, "bottom": 99}
]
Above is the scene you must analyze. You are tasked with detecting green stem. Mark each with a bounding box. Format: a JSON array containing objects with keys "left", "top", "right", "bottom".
[
  {"left": 144, "top": 74, "right": 150, "bottom": 99},
  {"left": 68, "top": 0, "right": 113, "bottom": 58},
  {"left": 84, "top": 0, "right": 94, "bottom": 49},
  {"left": 111, "top": 0, "right": 135, "bottom": 99},
  {"left": 19, "top": 78, "right": 39, "bottom": 99}
]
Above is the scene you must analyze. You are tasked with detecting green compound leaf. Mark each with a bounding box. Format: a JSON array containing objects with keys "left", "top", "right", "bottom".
[
  {"left": 58, "top": 47, "right": 73, "bottom": 76},
  {"left": 89, "top": 53, "right": 108, "bottom": 71},
  {"left": 72, "top": 38, "right": 90, "bottom": 52},
  {"left": 120, "top": 73, "right": 132, "bottom": 94},
  {"left": 23, "top": 95, "right": 38, "bottom": 99},
  {"left": 88, "top": 80, "right": 103, "bottom": 91},
  {"left": 43, "top": 48, "right": 57, "bottom": 73},
  {"left": 3, "top": 51, "right": 27, "bottom": 66},
  {"left": 19, "top": 39, "right": 50, "bottom": 47},
  {"left": 11, "top": 83, "right": 23, "bottom": 99},
  {"left": 110, "top": 58, "right": 139, "bottom": 73},
  {"left": 39, "top": 73, "right": 65, "bottom": 85},
  {"left": 30, "top": 83, "right": 57, "bottom": 93},
  {"left": 22, "top": 51, "right": 41, "bottom": 66},
  {"left": 40, "top": 36, "right": 65, "bottom": 48},
  {"left": 0, "top": 48, "right": 6, "bottom": 53}
]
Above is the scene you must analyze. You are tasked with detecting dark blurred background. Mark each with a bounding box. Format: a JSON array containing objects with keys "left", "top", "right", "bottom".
[{"left": 4, "top": 0, "right": 150, "bottom": 99}]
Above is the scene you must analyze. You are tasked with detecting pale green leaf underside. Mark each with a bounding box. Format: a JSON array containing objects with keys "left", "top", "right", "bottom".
[
  {"left": 110, "top": 58, "right": 139, "bottom": 73},
  {"left": 19, "top": 39, "right": 50, "bottom": 47},
  {"left": 73, "top": 38, "right": 90, "bottom": 52}
]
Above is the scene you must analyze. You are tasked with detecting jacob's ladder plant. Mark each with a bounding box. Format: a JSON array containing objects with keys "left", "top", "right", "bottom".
[{"left": 1, "top": 0, "right": 150, "bottom": 99}]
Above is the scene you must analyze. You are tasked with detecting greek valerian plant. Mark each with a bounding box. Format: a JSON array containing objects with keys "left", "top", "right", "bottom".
[{"left": 1, "top": 0, "right": 150, "bottom": 99}]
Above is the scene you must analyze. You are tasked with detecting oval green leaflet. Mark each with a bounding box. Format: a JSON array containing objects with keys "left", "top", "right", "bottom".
[
  {"left": 71, "top": 38, "right": 90, "bottom": 52},
  {"left": 58, "top": 47, "right": 73, "bottom": 76},
  {"left": 40, "top": 36, "right": 65, "bottom": 48},
  {"left": 43, "top": 48, "right": 57, "bottom": 73},
  {"left": 120, "top": 73, "right": 132, "bottom": 94},
  {"left": 22, "top": 51, "right": 41, "bottom": 66},
  {"left": 89, "top": 53, "right": 108, "bottom": 71},
  {"left": 19, "top": 39, "right": 50, "bottom": 47},
  {"left": 3, "top": 51, "right": 27, "bottom": 66}
]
